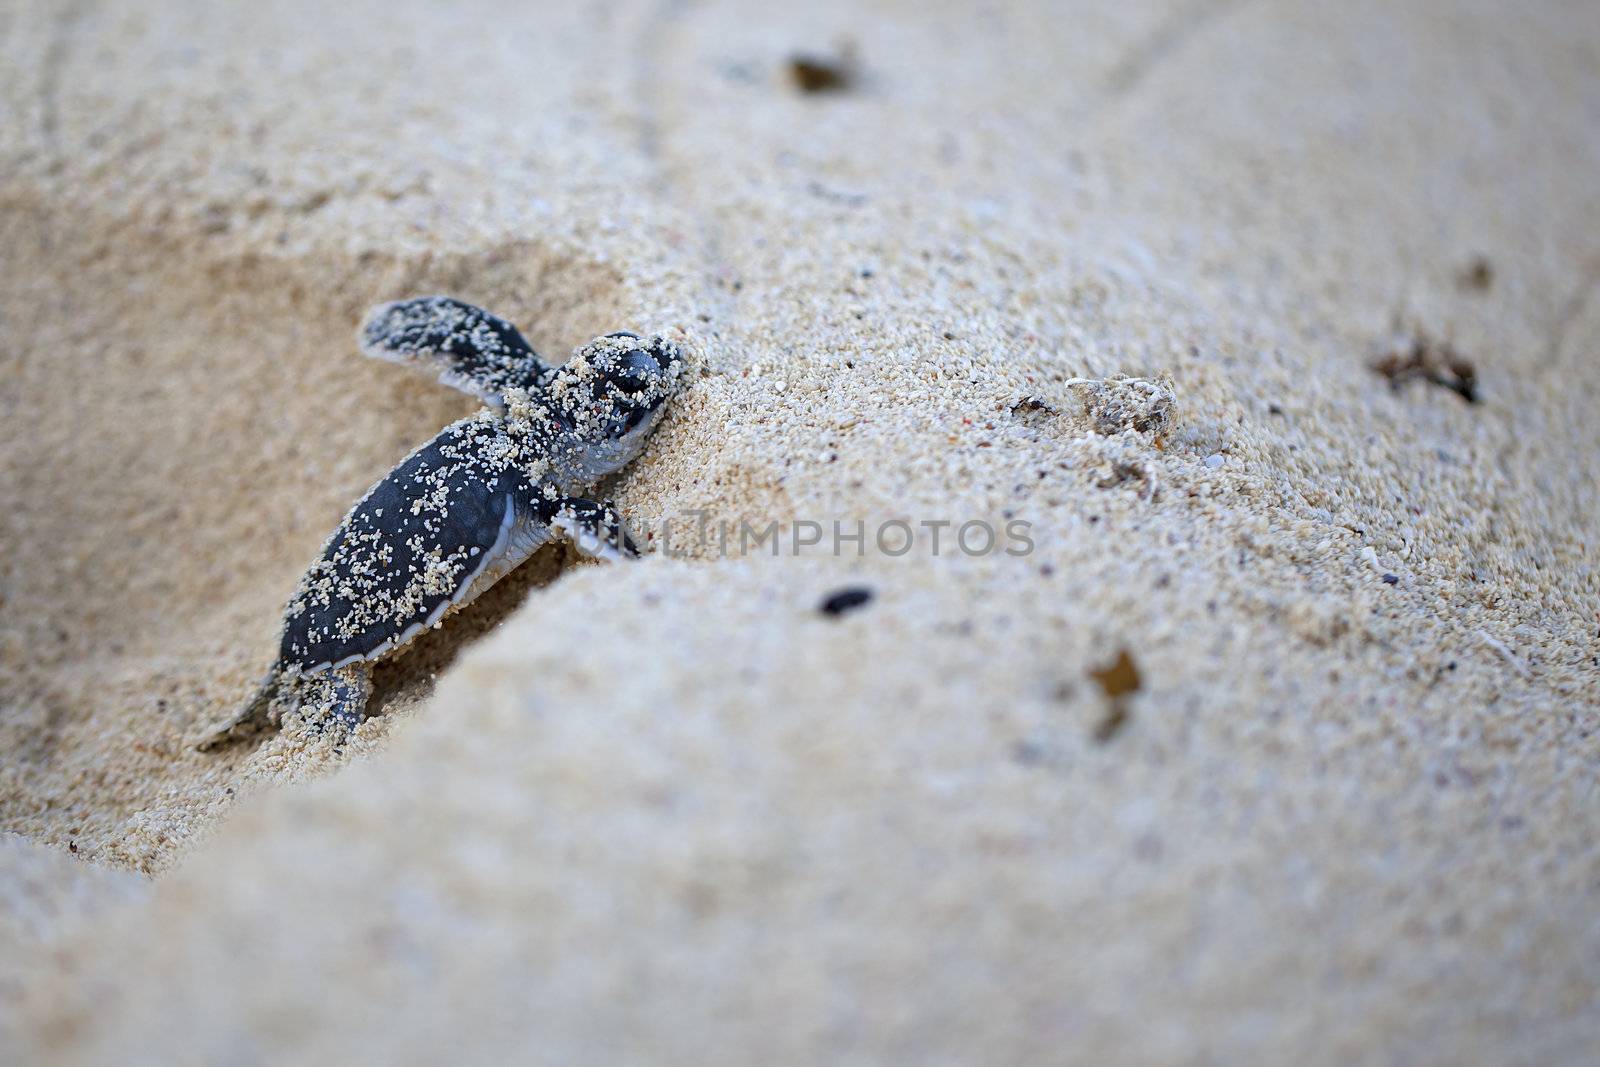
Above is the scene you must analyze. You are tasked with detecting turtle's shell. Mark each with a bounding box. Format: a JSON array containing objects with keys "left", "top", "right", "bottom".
[{"left": 280, "top": 414, "right": 544, "bottom": 672}]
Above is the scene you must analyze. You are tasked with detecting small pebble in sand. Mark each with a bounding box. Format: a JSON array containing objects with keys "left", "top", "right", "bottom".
[
  {"left": 819, "top": 587, "right": 874, "bottom": 617},
  {"left": 1064, "top": 375, "right": 1177, "bottom": 438},
  {"left": 1457, "top": 256, "right": 1494, "bottom": 293},
  {"left": 1204, "top": 453, "right": 1225, "bottom": 469},
  {"left": 788, "top": 45, "right": 859, "bottom": 94}
]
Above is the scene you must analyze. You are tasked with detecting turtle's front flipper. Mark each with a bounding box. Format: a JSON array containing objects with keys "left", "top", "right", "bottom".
[
  {"left": 547, "top": 497, "right": 640, "bottom": 560},
  {"left": 359, "top": 296, "right": 551, "bottom": 405}
]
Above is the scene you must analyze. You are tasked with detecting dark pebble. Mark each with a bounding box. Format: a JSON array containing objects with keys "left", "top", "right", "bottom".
[{"left": 819, "top": 586, "right": 874, "bottom": 616}]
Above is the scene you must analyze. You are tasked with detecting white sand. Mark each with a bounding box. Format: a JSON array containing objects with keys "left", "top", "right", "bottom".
[{"left": 2, "top": 0, "right": 1598, "bottom": 1061}]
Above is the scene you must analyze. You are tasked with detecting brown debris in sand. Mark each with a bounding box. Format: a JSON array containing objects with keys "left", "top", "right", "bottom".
[
  {"left": 1089, "top": 649, "right": 1142, "bottom": 743},
  {"left": 1372, "top": 327, "right": 1479, "bottom": 404},
  {"left": 788, "top": 44, "right": 859, "bottom": 94}
]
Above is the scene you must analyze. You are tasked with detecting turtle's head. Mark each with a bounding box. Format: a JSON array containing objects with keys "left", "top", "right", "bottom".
[{"left": 535, "top": 332, "right": 686, "bottom": 483}]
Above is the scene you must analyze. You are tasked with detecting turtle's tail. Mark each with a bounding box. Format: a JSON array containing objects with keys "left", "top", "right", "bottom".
[{"left": 195, "top": 670, "right": 281, "bottom": 752}]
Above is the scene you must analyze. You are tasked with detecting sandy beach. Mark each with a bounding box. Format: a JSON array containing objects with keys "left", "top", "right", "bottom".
[{"left": 3, "top": 0, "right": 1598, "bottom": 1061}]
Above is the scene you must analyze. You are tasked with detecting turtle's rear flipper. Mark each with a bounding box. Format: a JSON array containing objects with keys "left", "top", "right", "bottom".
[
  {"left": 297, "top": 664, "right": 372, "bottom": 743},
  {"left": 195, "top": 672, "right": 281, "bottom": 751}
]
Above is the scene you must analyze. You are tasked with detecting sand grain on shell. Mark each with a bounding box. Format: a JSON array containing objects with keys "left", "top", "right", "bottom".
[{"left": 2, "top": 0, "right": 1599, "bottom": 1062}]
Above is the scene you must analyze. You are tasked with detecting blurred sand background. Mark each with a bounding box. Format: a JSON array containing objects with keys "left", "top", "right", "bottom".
[{"left": 2, "top": 0, "right": 1598, "bottom": 1061}]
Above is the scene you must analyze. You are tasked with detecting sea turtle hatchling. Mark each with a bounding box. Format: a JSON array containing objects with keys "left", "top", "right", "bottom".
[{"left": 198, "top": 296, "right": 686, "bottom": 749}]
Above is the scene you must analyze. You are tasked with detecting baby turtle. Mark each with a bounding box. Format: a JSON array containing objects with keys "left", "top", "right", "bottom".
[{"left": 199, "top": 296, "right": 686, "bottom": 749}]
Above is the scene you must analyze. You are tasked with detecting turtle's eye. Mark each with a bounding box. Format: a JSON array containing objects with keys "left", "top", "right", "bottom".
[{"left": 605, "top": 349, "right": 663, "bottom": 394}]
